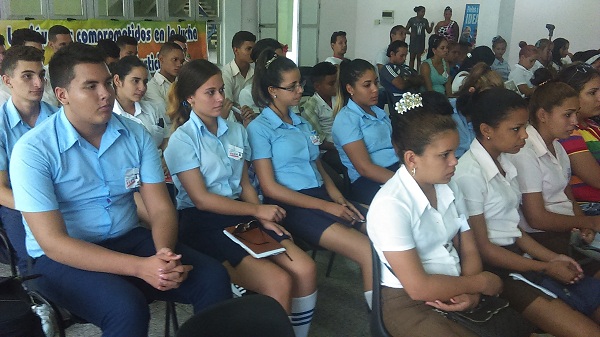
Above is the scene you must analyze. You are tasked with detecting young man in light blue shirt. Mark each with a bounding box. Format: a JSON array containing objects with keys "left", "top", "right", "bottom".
[
  {"left": 0, "top": 46, "right": 57, "bottom": 274},
  {"left": 9, "top": 43, "right": 230, "bottom": 336}
]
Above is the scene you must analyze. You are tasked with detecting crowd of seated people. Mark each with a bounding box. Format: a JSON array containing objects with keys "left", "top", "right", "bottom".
[{"left": 0, "top": 10, "right": 599, "bottom": 335}]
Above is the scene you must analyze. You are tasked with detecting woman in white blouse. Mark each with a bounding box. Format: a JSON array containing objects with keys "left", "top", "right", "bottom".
[
  {"left": 367, "top": 93, "right": 502, "bottom": 337},
  {"left": 454, "top": 87, "right": 600, "bottom": 336}
]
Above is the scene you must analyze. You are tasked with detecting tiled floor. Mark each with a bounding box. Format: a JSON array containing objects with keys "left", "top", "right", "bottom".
[{"left": 2, "top": 251, "right": 370, "bottom": 336}]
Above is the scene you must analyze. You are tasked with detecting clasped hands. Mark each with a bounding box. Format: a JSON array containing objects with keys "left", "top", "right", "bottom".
[{"left": 140, "top": 248, "right": 193, "bottom": 291}]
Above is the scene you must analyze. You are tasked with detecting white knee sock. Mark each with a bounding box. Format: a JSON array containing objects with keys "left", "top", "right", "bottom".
[
  {"left": 289, "top": 290, "right": 317, "bottom": 337},
  {"left": 364, "top": 290, "right": 373, "bottom": 310}
]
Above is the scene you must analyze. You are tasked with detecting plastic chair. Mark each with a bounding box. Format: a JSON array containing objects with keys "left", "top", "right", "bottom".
[
  {"left": 370, "top": 241, "right": 392, "bottom": 337},
  {"left": 175, "top": 294, "right": 294, "bottom": 337}
]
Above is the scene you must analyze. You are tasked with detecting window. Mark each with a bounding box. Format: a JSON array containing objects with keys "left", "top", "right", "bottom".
[
  {"left": 133, "top": 0, "right": 158, "bottom": 18},
  {"left": 8, "top": 0, "right": 43, "bottom": 17},
  {"left": 96, "top": 0, "right": 124, "bottom": 17},
  {"left": 51, "top": 0, "right": 84, "bottom": 17}
]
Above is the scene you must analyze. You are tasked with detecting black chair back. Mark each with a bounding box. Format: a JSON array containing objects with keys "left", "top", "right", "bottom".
[
  {"left": 370, "top": 241, "right": 392, "bottom": 337},
  {"left": 176, "top": 294, "right": 295, "bottom": 337}
]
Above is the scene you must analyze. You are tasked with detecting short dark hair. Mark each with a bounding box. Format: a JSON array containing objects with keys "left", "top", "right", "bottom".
[
  {"left": 311, "top": 61, "right": 337, "bottom": 84},
  {"left": 232, "top": 31, "right": 256, "bottom": 49},
  {"left": 168, "top": 34, "right": 187, "bottom": 44},
  {"left": 48, "top": 25, "right": 71, "bottom": 42},
  {"left": 11, "top": 29, "right": 46, "bottom": 46},
  {"left": 49, "top": 42, "right": 106, "bottom": 90},
  {"left": 159, "top": 42, "right": 183, "bottom": 57},
  {"left": 386, "top": 40, "right": 408, "bottom": 57},
  {"left": 0, "top": 34, "right": 5, "bottom": 46},
  {"left": 116, "top": 35, "right": 138, "bottom": 48},
  {"left": 471, "top": 88, "right": 527, "bottom": 138},
  {"left": 250, "top": 38, "right": 282, "bottom": 62},
  {"left": 330, "top": 31, "right": 346, "bottom": 44},
  {"left": 96, "top": 39, "right": 120, "bottom": 60},
  {"left": 0, "top": 46, "right": 44, "bottom": 76}
]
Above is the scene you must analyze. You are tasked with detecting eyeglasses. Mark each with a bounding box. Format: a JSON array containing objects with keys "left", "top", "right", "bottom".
[
  {"left": 273, "top": 80, "right": 306, "bottom": 92},
  {"left": 565, "top": 63, "right": 594, "bottom": 86},
  {"left": 233, "top": 220, "right": 269, "bottom": 245}
]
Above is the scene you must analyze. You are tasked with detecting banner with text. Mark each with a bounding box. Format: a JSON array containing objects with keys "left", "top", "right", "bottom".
[
  {"left": 460, "top": 4, "right": 480, "bottom": 47},
  {"left": 0, "top": 19, "right": 207, "bottom": 72}
]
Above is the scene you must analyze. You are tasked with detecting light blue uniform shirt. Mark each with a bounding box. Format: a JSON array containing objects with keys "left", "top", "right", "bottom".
[
  {"left": 0, "top": 98, "right": 57, "bottom": 173},
  {"left": 247, "top": 106, "right": 323, "bottom": 191},
  {"left": 10, "top": 110, "right": 164, "bottom": 258},
  {"left": 331, "top": 99, "right": 397, "bottom": 182},
  {"left": 449, "top": 98, "right": 475, "bottom": 159},
  {"left": 164, "top": 113, "right": 251, "bottom": 210}
]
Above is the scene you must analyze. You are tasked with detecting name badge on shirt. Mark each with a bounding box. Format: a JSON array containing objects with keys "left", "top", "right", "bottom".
[
  {"left": 125, "top": 167, "right": 141, "bottom": 189},
  {"left": 227, "top": 144, "right": 244, "bottom": 161},
  {"left": 310, "top": 131, "right": 322, "bottom": 146}
]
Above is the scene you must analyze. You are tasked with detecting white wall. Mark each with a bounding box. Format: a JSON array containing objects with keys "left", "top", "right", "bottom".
[
  {"left": 226, "top": 0, "right": 600, "bottom": 67},
  {"left": 507, "top": 0, "right": 600, "bottom": 67},
  {"left": 316, "top": 0, "right": 358, "bottom": 62}
]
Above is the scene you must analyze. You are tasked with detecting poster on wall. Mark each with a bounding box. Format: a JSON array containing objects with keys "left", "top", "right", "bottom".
[
  {"left": 0, "top": 19, "right": 207, "bottom": 72},
  {"left": 460, "top": 4, "right": 479, "bottom": 46}
]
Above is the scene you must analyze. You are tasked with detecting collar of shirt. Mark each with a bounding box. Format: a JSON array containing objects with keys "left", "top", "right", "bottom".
[
  {"left": 113, "top": 100, "right": 143, "bottom": 118},
  {"left": 347, "top": 99, "right": 386, "bottom": 120},
  {"left": 190, "top": 112, "right": 229, "bottom": 138},
  {"left": 526, "top": 124, "right": 564, "bottom": 166},
  {"left": 514, "top": 63, "right": 532, "bottom": 73},
  {"left": 153, "top": 71, "right": 171, "bottom": 86},
  {"left": 262, "top": 106, "right": 303, "bottom": 130},
  {"left": 227, "top": 59, "right": 255, "bottom": 78},
  {"left": 6, "top": 98, "right": 54, "bottom": 129},
  {"left": 57, "top": 109, "right": 129, "bottom": 154},
  {"left": 468, "top": 138, "right": 518, "bottom": 182},
  {"left": 313, "top": 92, "right": 336, "bottom": 111},
  {"left": 398, "top": 164, "right": 456, "bottom": 217}
]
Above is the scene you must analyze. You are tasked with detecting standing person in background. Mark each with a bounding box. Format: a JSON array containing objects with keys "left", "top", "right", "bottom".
[
  {"left": 434, "top": 6, "right": 459, "bottom": 42},
  {"left": 325, "top": 31, "right": 348, "bottom": 66},
  {"left": 406, "top": 5, "right": 434, "bottom": 70},
  {"left": 420, "top": 35, "right": 451, "bottom": 96},
  {"left": 116, "top": 35, "right": 138, "bottom": 58},
  {"left": 144, "top": 42, "right": 185, "bottom": 132},
  {"left": 491, "top": 36, "right": 511, "bottom": 81}
]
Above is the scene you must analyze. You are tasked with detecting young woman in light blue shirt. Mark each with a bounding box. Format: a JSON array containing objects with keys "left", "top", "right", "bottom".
[
  {"left": 164, "top": 59, "right": 317, "bottom": 337},
  {"left": 331, "top": 59, "right": 399, "bottom": 204},
  {"left": 247, "top": 49, "right": 374, "bottom": 309}
]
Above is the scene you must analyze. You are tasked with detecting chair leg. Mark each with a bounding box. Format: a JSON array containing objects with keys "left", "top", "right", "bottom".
[
  {"left": 325, "top": 252, "right": 336, "bottom": 277},
  {"left": 164, "top": 301, "right": 179, "bottom": 337}
]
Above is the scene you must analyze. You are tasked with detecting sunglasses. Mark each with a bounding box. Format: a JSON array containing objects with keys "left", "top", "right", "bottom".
[{"left": 566, "top": 63, "right": 594, "bottom": 86}]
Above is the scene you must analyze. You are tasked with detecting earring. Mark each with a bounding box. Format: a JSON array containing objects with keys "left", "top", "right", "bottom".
[
  {"left": 487, "top": 136, "right": 491, "bottom": 140},
  {"left": 411, "top": 167, "right": 416, "bottom": 177},
  {"left": 274, "top": 95, "right": 277, "bottom": 98}
]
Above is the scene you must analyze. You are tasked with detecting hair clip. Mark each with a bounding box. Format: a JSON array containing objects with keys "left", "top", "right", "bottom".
[
  {"left": 182, "top": 100, "right": 191, "bottom": 109},
  {"left": 395, "top": 92, "right": 423, "bottom": 115},
  {"left": 265, "top": 55, "right": 278, "bottom": 69},
  {"left": 466, "top": 52, "right": 472, "bottom": 58}
]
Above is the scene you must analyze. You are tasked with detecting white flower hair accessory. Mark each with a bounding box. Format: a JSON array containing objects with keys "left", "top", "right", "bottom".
[{"left": 395, "top": 92, "right": 423, "bottom": 114}]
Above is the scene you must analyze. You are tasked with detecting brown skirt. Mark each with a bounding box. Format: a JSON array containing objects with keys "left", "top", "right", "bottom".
[{"left": 381, "top": 287, "right": 478, "bottom": 337}]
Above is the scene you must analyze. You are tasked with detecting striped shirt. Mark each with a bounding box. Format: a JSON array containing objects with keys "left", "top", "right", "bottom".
[{"left": 559, "top": 119, "right": 600, "bottom": 201}]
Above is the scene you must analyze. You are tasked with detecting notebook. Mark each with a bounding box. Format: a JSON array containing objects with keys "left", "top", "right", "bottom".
[{"left": 223, "top": 225, "right": 286, "bottom": 259}]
